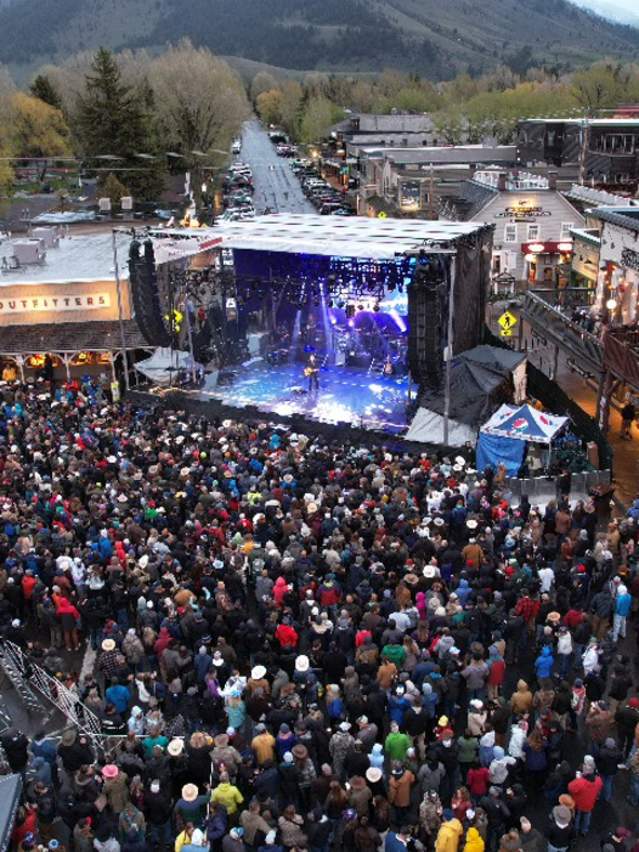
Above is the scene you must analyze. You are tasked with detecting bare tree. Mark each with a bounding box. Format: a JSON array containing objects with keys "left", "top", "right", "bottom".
[{"left": 148, "top": 39, "right": 250, "bottom": 208}]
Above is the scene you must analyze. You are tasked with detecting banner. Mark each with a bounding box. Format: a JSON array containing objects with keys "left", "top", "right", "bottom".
[{"left": 0, "top": 293, "right": 111, "bottom": 316}]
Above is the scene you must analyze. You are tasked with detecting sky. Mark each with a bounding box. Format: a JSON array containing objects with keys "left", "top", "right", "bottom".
[{"left": 572, "top": 0, "right": 639, "bottom": 22}]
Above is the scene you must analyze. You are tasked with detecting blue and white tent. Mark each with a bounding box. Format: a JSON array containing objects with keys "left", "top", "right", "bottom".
[
  {"left": 480, "top": 403, "right": 568, "bottom": 444},
  {"left": 476, "top": 403, "right": 568, "bottom": 475}
]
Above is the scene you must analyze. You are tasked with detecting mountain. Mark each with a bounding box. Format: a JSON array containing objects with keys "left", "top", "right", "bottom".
[{"left": 0, "top": 0, "right": 638, "bottom": 79}]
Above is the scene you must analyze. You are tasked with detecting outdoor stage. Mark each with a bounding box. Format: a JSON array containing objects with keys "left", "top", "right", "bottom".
[{"left": 189, "top": 361, "right": 411, "bottom": 434}]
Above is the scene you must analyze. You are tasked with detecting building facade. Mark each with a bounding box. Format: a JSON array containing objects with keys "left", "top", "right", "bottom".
[{"left": 518, "top": 118, "right": 639, "bottom": 188}]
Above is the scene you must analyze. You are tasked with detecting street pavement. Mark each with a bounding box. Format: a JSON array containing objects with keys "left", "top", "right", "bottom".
[{"left": 238, "top": 119, "right": 315, "bottom": 215}]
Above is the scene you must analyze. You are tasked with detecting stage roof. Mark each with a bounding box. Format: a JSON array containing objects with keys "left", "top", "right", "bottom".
[{"left": 151, "top": 214, "right": 491, "bottom": 262}]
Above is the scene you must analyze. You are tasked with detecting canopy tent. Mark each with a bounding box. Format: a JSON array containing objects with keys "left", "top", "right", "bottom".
[
  {"left": 406, "top": 357, "right": 511, "bottom": 447},
  {"left": 460, "top": 345, "right": 527, "bottom": 403},
  {"left": 477, "top": 403, "right": 568, "bottom": 475},
  {"left": 134, "top": 348, "right": 201, "bottom": 386},
  {"left": 480, "top": 403, "right": 568, "bottom": 443}
]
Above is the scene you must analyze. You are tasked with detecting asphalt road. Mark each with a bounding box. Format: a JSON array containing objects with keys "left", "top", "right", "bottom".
[{"left": 238, "top": 119, "right": 315, "bottom": 215}]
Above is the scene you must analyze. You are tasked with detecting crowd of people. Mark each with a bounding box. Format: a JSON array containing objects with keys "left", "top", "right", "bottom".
[{"left": 1, "top": 377, "right": 639, "bottom": 852}]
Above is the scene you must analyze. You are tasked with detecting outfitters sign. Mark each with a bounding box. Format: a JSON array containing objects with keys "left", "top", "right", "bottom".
[{"left": 0, "top": 292, "right": 111, "bottom": 316}]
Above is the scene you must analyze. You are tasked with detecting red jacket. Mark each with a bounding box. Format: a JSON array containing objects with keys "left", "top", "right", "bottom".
[
  {"left": 275, "top": 623, "right": 298, "bottom": 649},
  {"left": 467, "top": 766, "right": 490, "bottom": 797},
  {"left": 568, "top": 774, "right": 603, "bottom": 811}
]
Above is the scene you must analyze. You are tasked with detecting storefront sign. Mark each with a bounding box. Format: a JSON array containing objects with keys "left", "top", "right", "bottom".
[
  {"left": 621, "top": 247, "right": 639, "bottom": 273},
  {"left": 496, "top": 205, "right": 552, "bottom": 218},
  {"left": 0, "top": 292, "right": 111, "bottom": 316}
]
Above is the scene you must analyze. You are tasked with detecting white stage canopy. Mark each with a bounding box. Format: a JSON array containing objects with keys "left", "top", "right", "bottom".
[{"left": 150, "top": 214, "right": 488, "bottom": 263}]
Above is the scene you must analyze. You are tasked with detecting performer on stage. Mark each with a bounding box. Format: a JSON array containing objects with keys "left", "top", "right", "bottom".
[{"left": 304, "top": 353, "right": 320, "bottom": 393}]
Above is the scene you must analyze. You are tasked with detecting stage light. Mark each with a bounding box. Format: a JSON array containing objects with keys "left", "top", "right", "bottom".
[
  {"left": 389, "top": 310, "right": 407, "bottom": 333},
  {"left": 373, "top": 302, "right": 380, "bottom": 312},
  {"left": 357, "top": 304, "right": 364, "bottom": 312},
  {"left": 328, "top": 299, "right": 334, "bottom": 308}
]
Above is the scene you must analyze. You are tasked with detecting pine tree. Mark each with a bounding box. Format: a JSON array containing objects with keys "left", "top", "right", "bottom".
[
  {"left": 75, "top": 48, "right": 165, "bottom": 201},
  {"left": 30, "top": 74, "right": 62, "bottom": 111}
]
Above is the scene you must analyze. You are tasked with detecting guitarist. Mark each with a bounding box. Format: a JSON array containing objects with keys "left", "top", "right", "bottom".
[{"left": 305, "top": 353, "right": 320, "bottom": 393}]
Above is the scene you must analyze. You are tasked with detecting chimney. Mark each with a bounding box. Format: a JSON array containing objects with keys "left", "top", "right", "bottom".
[
  {"left": 548, "top": 170, "right": 558, "bottom": 190},
  {"left": 497, "top": 173, "right": 508, "bottom": 191}
]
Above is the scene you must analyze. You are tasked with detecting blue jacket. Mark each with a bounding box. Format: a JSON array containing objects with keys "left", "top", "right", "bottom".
[
  {"left": 615, "top": 593, "right": 632, "bottom": 617},
  {"left": 386, "top": 832, "right": 410, "bottom": 852},
  {"left": 534, "top": 646, "right": 554, "bottom": 680},
  {"left": 105, "top": 683, "right": 131, "bottom": 714}
]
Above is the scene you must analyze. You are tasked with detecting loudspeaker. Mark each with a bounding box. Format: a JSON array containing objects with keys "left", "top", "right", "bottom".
[
  {"left": 408, "top": 261, "right": 444, "bottom": 389},
  {"left": 128, "top": 239, "right": 171, "bottom": 346}
]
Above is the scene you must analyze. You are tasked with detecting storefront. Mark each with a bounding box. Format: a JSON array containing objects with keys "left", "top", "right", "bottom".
[
  {"left": 0, "top": 231, "right": 153, "bottom": 387},
  {"left": 569, "top": 228, "right": 600, "bottom": 305},
  {"left": 589, "top": 208, "right": 639, "bottom": 325},
  {"left": 520, "top": 239, "right": 574, "bottom": 288},
  {"left": 469, "top": 171, "right": 584, "bottom": 286}
]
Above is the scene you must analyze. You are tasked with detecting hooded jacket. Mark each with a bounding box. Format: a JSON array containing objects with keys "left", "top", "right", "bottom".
[
  {"left": 534, "top": 646, "right": 554, "bottom": 680},
  {"left": 435, "top": 817, "right": 463, "bottom": 852},
  {"left": 464, "top": 827, "right": 485, "bottom": 852}
]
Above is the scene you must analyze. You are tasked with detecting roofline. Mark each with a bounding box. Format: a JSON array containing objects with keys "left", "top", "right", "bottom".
[{"left": 587, "top": 206, "right": 639, "bottom": 232}]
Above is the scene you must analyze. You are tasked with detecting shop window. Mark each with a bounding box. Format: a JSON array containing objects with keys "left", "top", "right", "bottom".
[{"left": 504, "top": 224, "right": 517, "bottom": 243}]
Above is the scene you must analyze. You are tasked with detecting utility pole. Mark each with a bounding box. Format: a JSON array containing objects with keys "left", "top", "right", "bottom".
[
  {"left": 579, "top": 118, "right": 590, "bottom": 186},
  {"left": 112, "top": 230, "right": 130, "bottom": 391}
]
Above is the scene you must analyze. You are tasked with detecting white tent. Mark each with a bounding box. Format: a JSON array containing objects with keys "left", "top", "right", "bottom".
[
  {"left": 135, "top": 348, "right": 199, "bottom": 386},
  {"left": 405, "top": 408, "right": 477, "bottom": 447}
]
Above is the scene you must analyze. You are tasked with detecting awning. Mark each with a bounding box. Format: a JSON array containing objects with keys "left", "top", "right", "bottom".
[{"left": 0, "top": 320, "right": 148, "bottom": 355}]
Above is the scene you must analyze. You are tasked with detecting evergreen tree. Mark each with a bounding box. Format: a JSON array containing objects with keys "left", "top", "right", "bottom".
[
  {"left": 75, "top": 48, "right": 164, "bottom": 201},
  {"left": 30, "top": 74, "right": 62, "bottom": 111}
]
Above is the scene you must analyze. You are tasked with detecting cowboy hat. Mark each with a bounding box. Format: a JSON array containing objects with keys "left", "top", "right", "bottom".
[
  {"left": 101, "top": 764, "right": 119, "bottom": 779},
  {"left": 295, "top": 655, "right": 310, "bottom": 673},
  {"left": 167, "top": 739, "right": 184, "bottom": 757},
  {"left": 61, "top": 728, "right": 77, "bottom": 746},
  {"left": 251, "top": 665, "right": 267, "bottom": 680},
  {"left": 366, "top": 767, "right": 383, "bottom": 783},
  {"left": 101, "top": 639, "right": 116, "bottom": 652},
  {"left": 182, "top": 783, "right": 199, "bottom": 802}
]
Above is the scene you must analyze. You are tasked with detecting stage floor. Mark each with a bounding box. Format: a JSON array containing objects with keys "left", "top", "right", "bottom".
[{"left": 193, "top": 362, "right": 410, "bottom": 434}]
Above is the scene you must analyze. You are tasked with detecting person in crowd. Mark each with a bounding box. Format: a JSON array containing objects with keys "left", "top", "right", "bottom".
[{"left": 0, "top": 377, "right": 637, "bottom": 851}]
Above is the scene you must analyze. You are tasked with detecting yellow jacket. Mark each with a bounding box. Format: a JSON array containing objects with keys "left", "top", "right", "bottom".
[
  {"left": 175, "top": 828, "right": 193, "bottom": 852},
  {"left": 463, "top": 827, "right": 485, "bottom": 852},
  {"left": 435, "top": 818, "right": 463, "bottom": 852},
  {"left": 210, "top": 781, "right": 244, "bottom": 815}
]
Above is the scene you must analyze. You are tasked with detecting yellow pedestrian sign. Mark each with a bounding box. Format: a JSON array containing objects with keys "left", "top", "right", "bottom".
[
  {"left": 498, "top": 310, "right": 518, "bottom": 332},
  {"left": 377, "top": 211, "right": 387, "bottom": 220},
  {"left": 500, "top": 328, "right": 514, "bottom": 338}
]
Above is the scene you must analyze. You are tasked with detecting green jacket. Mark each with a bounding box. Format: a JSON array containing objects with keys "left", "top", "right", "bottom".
[
  {"left": 385, "top": 731, "right": 411, "bottom": 762},
  {"left": 382, "top": 643, "right": 407, "bottom": 667},
  {"left": 457, "top": 735, "right": 479, "bottom": 764}
]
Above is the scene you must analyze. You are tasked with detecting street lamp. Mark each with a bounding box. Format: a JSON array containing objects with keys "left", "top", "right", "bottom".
[{"left": 606, "top": 298, "right": 617, "bottom": 311}]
